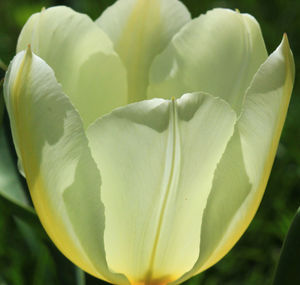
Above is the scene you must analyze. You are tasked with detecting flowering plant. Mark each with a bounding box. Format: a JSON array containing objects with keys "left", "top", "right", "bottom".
[{"left": 3, "top": 0, "right": 294, "bottom": 284}]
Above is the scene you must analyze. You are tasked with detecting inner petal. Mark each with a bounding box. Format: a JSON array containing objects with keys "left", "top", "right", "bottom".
[
  {"left": 96, "top": 0, "right": 191, "bottom": 104},
  {"left": 17, "top": 6, "right": 127, "bottom": 128},
  {"left": 148, "top": 8, "right": 268, "bottom": 114}
]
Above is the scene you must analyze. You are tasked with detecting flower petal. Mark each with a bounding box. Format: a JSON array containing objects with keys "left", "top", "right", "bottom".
[
  {"left": 3, "top": 49, "right": 128, "bottom": 284},
  {"left": 87, "top": 93, "right": 236, "bottom": 283},
  {"left": 96, "top": 0, "right": 191, "bottom": 103},
  {"left": 148, "top": 8, "right": 268, "bottom": 113},
  {"left": 175, "top": 34, "right": 294, "bottom": 283},
  {"left": 17, "top": 6, "right": 127, "bottom": 128}
]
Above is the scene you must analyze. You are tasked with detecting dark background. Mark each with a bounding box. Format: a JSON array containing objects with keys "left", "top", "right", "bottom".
[{"left": 0, "top": 0, "right": 299, "bottom": 284}]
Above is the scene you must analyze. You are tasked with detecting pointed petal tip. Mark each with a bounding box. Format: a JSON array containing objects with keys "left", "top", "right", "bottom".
[
  {"left": 280, "top": 32, "right": 295, "bottom": 84},
  {"left": 282, "top": 32, "right": 290, "bottom": 48},
  {"left": 25, "top": 44, "right": 33, "bottom": 59},
  {"left": 280, "top": 32, "right": 293, "bottom": 56}
]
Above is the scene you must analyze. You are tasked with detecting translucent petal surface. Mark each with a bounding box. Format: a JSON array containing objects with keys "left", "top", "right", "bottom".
[
  {"left": 17, "top": 6, "right": 127, "bottom": 128},
  {"left": 175, "top": 35, "right": 294, "bottom": 283},
  {"left": 148, "top": 8, "right": 268, "bottom": 113},
  {"left": 96, "top": 0, "right": 191, "bottom": 103},
  {"left": 87, "top": 93, "right": 236, "bottom": 284},
  {"left": 3, "top": 49, "right": 128, "bottom": 284}
]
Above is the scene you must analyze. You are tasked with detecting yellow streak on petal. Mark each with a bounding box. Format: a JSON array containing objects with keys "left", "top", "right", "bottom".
[
  {"left": 9, "top": 48, "right": 108, "bottom": 282},
  {"left": 145, "top": 98, "right": 179, "bottom": 281},
  {"left": 11, "top": 45, "right": 33, "bottom": 171},
  {"left": 29, "top": 174, "right": 107, "bottom": 281},
  {"left": 116, "top": 0, "right": 161, "bottom": 103},
  {"left": 133, "top": 275, "right": 174, "bottom": 285},
  {"left": 197, "top": 34, "right": 294, "bottom": 273}
]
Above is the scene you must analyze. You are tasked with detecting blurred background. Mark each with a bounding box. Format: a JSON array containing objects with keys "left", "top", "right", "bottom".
[{"left": 0, "top": 0, "right": 299, "bottom": 284}]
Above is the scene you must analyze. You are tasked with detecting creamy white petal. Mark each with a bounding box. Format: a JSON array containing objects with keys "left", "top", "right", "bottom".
[
  {"left": 17, "top": 6, "right": 127, "bottom": 128},
  {"left": 87, "top": 93, "right": 236, "bottom": 284},
  {"left": 96, "top": 0, "right": 191, "bottom": 103},
  {"left": 148, "top": 8, "right": 267, "bottom": 113},
  {"left": 175, "top": 35, "right": 294, "bottom": 283},
  {"left": 3, "top": 49, "right": 128, "bottom": 284}
]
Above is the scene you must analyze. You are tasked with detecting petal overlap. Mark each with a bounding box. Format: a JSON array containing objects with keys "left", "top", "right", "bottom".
[
  {"left": 87, "top": 93, "right": 236, "bottom": 283},
  {"left": 4, "top": 48, "right": 129, "bottom": 284},
  {"left": 17, "top": 6, "right": 128, "bottom": 128},
  {"left": 2, "top": 2, "right": 295, "bottom": 285},
  {"left": 175, "top": 34, "right": 294, "bottom": 284},
  {"left": 147, "top": 8, "right": 268, "bottom": 113},
  {"left": 96, "top": 0, "right": 191, "bottom": 103}
]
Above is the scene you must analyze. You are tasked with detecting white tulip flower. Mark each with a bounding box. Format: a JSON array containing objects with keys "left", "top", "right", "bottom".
[{"left": 3, "top": 0, "right": 294, "bottom": 284}]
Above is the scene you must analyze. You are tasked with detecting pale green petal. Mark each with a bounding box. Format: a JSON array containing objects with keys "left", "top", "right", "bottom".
[
  {"left": 175, "top": 35, "right": 294, "bottom": 283},
  {"left": 3, "top": 49, "right": 128, "bottom": 284},
  {"left": 96, "top": 0, "right": 191, "bottom": 103},
  {"left": 87, "top": 93, "right": 236, "bottom": 284},
  {"left": 173, "top": 129, "right": 252, "bottom": 284},
  {"left": 148, "top": 8, "right": 268, "bottom": 113},
  {"left": 17, "top": 6, "right": 127, "bottom": 128}
]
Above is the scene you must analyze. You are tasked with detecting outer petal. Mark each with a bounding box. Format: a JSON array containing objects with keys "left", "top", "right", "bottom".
[
  {"left": 3, "top": 49, "right": 128, "bottom": 284},
  {"left": 96, "top": 0, "right": 191, "bottom": 103},
  {"left": 17, "top": 6, "right": 127, "bottom": 128},
  {"left": 175, "top": 35, "right": 294, "bottom": 283},
  {"left": 148, "top": 8, "right": 268, "bottom": 113},
  {"left": 87, "top": 93, "right": 236, "bottom": 284}
]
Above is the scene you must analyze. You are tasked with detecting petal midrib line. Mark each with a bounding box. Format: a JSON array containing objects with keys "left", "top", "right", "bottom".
[{"left": 146, "top": 98, "right": 181, "bottom": 283}]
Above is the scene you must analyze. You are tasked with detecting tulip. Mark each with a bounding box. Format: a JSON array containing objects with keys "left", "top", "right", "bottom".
[{"left": 3, "top": 0, "right": 294, "bottom": 284}]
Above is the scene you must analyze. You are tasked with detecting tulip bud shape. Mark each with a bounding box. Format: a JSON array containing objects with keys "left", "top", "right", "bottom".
[{"left": 3, "top": 0, "right": 294, "bottom": 284}]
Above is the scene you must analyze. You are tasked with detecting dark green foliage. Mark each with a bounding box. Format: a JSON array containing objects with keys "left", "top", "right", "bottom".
[
  {"left": 272, "top": 207, "right": 300, "bottom": 285},
  {"left": 0, "top": 0, "right": 299, "bottom": 284}
]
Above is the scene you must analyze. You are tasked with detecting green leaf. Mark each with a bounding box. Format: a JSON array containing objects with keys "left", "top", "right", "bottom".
[
  {"left": 1, "top": 71, "right": 33, "bottom": 212},
  {"left": 272, "top": 207, "right": 300, "bottom": 285},
  {"left": 0, "top": 193, "right": 46, "bottom": 242},
  {"left": 14, "top": 217, "right": 56, "bottom": 285},
  {"left": 14, "top": 216, "right": 83, "bottom": 285},
  {"left": 0, "top": 122, "right": 33, "bottom": 212},
  {"left": 0, "top": 59, "right": 7, "bottom": 71}
]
